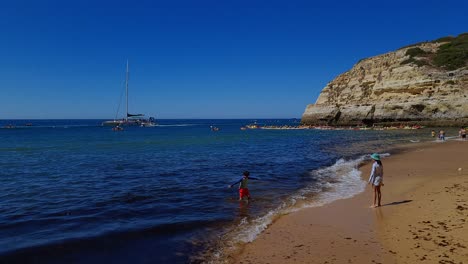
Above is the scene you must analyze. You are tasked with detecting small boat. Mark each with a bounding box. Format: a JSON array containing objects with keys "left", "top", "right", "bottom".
[
  {"left": 210, "top": 126, "right": 220, "bottom": 131},
  {"left": 102, "top": 61, "right": 157, "bottom": 127},
  {"left": 245, "top": 122, "right": 261, "bottom": 129},
  {"left": 140, "top": 117, "right": 157, "bottom": 127},
  {"left": 112, "top": 125, "right": 124, "bottom": 131}
]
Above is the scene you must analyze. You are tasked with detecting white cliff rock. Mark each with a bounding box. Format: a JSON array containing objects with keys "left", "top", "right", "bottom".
[{"left": 302, "top": 41, "right": 468, "bottom": 126}]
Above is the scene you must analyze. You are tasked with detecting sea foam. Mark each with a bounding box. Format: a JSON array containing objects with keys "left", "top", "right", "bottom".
[{"left": 206, "top": 155, "right": 390, "bottom": 263}]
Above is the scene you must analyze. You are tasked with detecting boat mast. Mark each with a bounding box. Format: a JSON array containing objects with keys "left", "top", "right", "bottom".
[{"left": 125, "top": 60, "right": 129, "bottom": 122}]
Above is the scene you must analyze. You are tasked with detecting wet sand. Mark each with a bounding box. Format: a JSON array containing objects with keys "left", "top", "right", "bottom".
[{"left": 229, "top": 140, "right": 468, "bottom": 263}]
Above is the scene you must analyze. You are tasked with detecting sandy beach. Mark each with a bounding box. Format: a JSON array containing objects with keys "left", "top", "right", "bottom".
[{"left": 229, "top": 139, "right": 468, "bottom": 264}]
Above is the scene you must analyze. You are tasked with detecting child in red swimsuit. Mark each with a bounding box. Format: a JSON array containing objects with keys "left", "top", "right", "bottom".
[{"left": 229, "top": 171, "right": 260, "bottom": 201}]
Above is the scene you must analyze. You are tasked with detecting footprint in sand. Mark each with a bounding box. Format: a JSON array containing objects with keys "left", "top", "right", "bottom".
[{"left": 438, "top": 240, "right": 450, "bottom": 247}]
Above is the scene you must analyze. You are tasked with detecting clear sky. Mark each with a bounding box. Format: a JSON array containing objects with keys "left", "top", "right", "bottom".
[{"left": 1, "top": 0, "right": 467, "bottom": 119}]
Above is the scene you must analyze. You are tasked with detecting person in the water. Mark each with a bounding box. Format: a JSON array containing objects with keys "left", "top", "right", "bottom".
[{"left": 228, "top": 171, "right": 260, "bottom": 201}]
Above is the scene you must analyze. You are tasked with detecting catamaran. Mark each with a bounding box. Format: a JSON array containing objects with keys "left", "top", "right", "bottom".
[{"left": 102, "top": 61, "right": 157, "bottom": 127}]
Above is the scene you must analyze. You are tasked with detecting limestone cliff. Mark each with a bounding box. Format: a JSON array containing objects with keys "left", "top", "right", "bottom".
[{"left": 302, "top": 34, "right": 468, "bottom": 126}]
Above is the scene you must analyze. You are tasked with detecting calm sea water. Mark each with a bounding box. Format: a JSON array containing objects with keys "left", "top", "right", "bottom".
[{"left": 0, "top": 119, "right": 440, "bottom": 263}]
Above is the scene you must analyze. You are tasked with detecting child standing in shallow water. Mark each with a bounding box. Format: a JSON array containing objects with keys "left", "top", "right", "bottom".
[
  {"left": 368, "top": 153, "right": 384, "bottom": 207},
  {"left": 229, "top": 171, "right": 260, "bottom": 201}
]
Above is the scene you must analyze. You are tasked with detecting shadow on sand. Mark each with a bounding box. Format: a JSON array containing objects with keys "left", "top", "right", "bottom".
[{"left": 382, "top": 200, "right": 413, "bottom": 207}]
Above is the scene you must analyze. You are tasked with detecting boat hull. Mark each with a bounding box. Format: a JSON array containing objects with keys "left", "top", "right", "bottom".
[{"left": 102, "top": 119, "right": 157, "bottom": 127}]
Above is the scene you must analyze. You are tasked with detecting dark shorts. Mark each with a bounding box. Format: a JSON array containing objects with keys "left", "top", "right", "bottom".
[{"left": 463, "top": 134, "right": 466, "bottom": 139}]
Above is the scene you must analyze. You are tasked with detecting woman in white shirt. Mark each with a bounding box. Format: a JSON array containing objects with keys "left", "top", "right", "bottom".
[{"left": 368, "top": 153, "right": 384, "bottom": 207}]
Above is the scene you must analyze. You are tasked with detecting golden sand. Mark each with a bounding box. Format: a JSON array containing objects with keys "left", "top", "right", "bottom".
[{"left": 229, "top": 140, "right": 468, "bottom": 264}]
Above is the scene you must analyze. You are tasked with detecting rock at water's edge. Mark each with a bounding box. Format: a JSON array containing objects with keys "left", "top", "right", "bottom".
[{"left": 302, "top": 37, "right": 468, "bottom": 126}]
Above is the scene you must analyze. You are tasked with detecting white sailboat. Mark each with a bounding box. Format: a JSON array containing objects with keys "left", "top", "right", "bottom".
[{"left": 102, "top": 61, "right": 157, "bottom": 127}]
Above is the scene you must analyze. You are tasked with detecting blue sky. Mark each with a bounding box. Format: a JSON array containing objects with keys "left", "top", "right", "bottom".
[{"left": 1, "top": 0, "right": 467, "bottom": 119}]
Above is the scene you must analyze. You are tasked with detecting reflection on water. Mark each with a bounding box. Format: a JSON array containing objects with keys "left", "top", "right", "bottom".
[
  {"left": 374, "top": 206, "right": 384, "bottom": 223},
  {"left": 238, "top": 201, "right": 251, "bottom": 218}
]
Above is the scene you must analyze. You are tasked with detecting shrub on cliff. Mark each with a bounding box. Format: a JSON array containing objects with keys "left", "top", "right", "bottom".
[
  {"left": 406, "top": 47, "right": 428, "bottom": 57},
  {"left": 433, "top": 33, "right": 468, "bottom": 70},
  {"left": 401, "top": 47, "right": 430, "bottom": 67},
  {"left": 432, "top": 36, "right": 455, "bottom": 43},
  {"left": 401, "top": 57, "right": 429, "bottom": 67}
]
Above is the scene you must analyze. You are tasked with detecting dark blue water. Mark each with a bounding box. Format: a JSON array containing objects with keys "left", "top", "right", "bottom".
[{"left": 0, "top": 119, "right": 434, "bottom": 263}]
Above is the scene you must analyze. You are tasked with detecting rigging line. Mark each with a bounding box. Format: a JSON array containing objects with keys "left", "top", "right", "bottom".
[{"left": 114, "top": 78, "right": 126, "bottom": 120}]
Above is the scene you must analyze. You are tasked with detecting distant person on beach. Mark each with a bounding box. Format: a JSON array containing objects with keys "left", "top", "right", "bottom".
[
  {"left": 459, "top": 127, "right": 466, "bottom": 140},
  {"left": 368, "top": 153, "right": 384, "bottom": 208},
  {"left": 228, "top": 171, "right": 260, "bottom": 201},
  {"left": 439, "top": 130, "right": 445, "bottom": 141},
  {"left": 431, "top": 130, "right": 436, "bottom": 138}
]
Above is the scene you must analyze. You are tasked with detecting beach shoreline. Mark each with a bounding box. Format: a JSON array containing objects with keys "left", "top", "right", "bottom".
[{"left": 226, "top": 139, "right": 468, "bottom": 263}]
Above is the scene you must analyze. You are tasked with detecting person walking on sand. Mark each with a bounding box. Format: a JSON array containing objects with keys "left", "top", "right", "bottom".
[
  {"left": 228, "top": 171, "right": 260, "bottom": 201},
  {"left": 439, "top": 130, "right": 445, "bottom": 141},
  {"left": 459, "top": 127, "right": 466, "bottom": 140},
  {"left": 368, "top": 153, "right": 384, "bottom": 208}
]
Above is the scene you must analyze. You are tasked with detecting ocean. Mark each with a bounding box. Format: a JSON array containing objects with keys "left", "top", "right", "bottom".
[{"left": 0, "top": 119, "right": 439, "bottom": 263}]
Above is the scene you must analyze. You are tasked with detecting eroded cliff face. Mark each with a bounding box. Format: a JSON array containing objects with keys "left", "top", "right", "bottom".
[{"left": 302, "top": 42, "right": 468, "bottom": 126}]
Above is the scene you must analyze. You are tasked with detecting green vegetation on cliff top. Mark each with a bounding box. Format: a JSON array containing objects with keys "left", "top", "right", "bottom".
[
  {"left": 433, "top": 33, "right": 468, "bottom": 70},
  {"left": 399, "top": 33, "right": 468, "bottom": 70}
]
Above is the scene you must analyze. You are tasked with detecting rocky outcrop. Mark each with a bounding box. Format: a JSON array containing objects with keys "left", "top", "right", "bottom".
[{"left": 302, "top": 37, "right": 468, "bottom": 126}]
